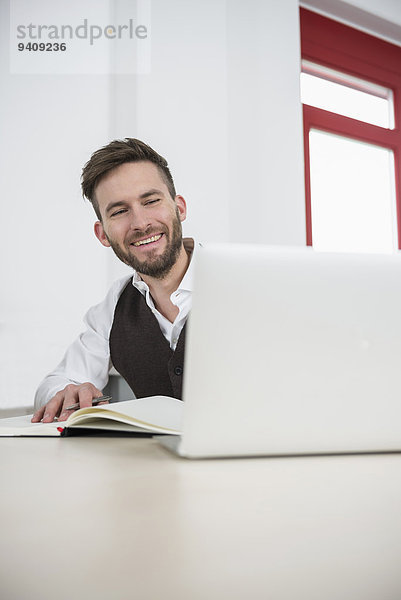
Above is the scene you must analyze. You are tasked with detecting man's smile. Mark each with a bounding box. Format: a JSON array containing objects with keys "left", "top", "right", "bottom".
[{"left": 130, "top": 233, "right": 164, "bottom": 248}]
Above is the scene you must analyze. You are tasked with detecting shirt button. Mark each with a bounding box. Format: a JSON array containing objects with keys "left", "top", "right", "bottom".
[
  {"left": 172, "top": 338, "right": 178, "bottom": 345},
  {"left": 174, "top": 366, "right": 183, "bottom": 376}
]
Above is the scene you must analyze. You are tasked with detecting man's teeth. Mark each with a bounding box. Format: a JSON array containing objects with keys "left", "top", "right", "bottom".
[{"left": 133, "top": 234, "right": 162, "bottom": 247}]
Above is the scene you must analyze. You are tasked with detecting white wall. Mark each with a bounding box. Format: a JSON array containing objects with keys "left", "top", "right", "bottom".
[
  {"left": 226, "top": 0, "right": 306, "bottom": 245},
  {"left": 347, "top": 0, "right": 401, "bottom": 25},
  {"left": 0, "top": 1, "right": 112, "bottom": 410}
]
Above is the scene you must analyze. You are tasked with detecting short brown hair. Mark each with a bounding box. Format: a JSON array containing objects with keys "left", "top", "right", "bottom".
[{"left": 81, "top": 138, "right": 177, "bottom": 220}]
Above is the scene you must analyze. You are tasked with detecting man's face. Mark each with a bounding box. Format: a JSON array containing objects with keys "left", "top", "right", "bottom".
[{"left": 94, "top": 161, "right": 186, "bottom": 279}]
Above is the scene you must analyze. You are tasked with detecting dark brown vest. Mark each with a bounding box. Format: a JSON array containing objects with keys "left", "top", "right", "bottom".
[{"left": 109, "top": 282, "right": 186, "bottom": 400}]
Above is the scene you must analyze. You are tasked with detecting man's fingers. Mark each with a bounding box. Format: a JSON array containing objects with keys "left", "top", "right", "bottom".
[
  {"left": 57, "top": 384, "right": 82, "bottom": 421},
  {"left": 31, "top": 405, "right": 45, "bottom": 423},
  {"left": 78, "top": 385, "right": 100, "bottom": 409},
  {"left": 33, "top": 384, "right": 105, "bottom": 424},
  {"left": 57, "top": 409, "right": 72, "bottom": 422},
  {"left": 41, "top": 394, "right": 64, "bottom": 423},
  {"left": 58, "top": 384, "right": 103, "bottom": 421}
]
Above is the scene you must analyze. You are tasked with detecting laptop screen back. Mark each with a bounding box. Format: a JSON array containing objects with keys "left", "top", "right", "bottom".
[{"left": 179, "top": 244, "right": 401, "bottom": 457}]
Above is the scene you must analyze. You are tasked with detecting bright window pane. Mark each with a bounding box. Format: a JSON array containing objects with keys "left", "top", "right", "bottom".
[
  {"left": 301, "top": 62, "right": 394, "bottom": 129},
  {"left": 309, "top": 130, "right": 397, "bottom": 253}
]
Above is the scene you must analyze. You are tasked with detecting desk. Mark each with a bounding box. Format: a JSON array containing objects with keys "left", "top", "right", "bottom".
[{"left": 1, "top": 437, "right": 400, "bottom": 600}]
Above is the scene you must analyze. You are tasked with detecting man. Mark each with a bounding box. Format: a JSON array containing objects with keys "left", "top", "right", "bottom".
[{"left": 32, "top": 138, "right": 196, "bottom": 423}]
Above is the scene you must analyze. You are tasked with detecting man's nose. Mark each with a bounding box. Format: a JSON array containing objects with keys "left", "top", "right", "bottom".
[{"left": 129, "top": 206, "right": 151, "bottom": 231}]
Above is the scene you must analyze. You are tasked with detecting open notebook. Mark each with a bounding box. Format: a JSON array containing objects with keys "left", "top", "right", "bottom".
[{"left": 0, "top": 396, "right": 183, "bottom": 437}]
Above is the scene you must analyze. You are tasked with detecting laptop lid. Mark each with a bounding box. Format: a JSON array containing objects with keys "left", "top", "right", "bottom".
[{"left": 177, "top": 243, "right": 401, "bottom": 458}]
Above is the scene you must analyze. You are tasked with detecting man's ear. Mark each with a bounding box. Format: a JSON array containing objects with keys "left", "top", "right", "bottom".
[
  {"left": 175, "top": 195, "right": 187, "bottom": 222},
  {"left": 94, "top": 221, "right": 111, "bottom": 247}
]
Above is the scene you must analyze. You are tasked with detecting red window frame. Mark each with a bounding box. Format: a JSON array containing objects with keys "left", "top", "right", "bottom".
[{"left": 300, "top": 8, "right": 401, "bottom": 247}]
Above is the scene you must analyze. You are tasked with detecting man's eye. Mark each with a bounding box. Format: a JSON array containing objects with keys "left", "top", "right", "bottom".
[
  {"left": 111, "top": 209, "right": 127, "bottom": 217},
  {"left": 145, "top": 199, "right": 160, "bottom": 206}
]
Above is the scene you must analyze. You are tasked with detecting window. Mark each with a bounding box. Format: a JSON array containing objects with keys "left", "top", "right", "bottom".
[
  {"left": 301, "top": 60, "right": 394, "bottom": 129},
  {"left": 300, "top": 8, "right": 401, "bottom": 252}
]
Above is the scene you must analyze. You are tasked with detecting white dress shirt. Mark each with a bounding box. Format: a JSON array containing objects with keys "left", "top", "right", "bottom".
[{"left": 34, "top": 238, "right": 197, "bottom": 409}]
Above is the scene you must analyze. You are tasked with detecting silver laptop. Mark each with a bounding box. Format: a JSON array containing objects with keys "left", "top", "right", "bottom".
[{"left": 158, "top": 243, "right": 401, "bottom": 458}]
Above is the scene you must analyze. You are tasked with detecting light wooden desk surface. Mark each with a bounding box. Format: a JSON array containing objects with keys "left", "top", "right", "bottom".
[{"left": 1, "top": 437, "right": 400, "bottom": 600}]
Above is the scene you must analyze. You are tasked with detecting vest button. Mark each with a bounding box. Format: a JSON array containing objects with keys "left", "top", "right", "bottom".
[{"left": 174, "top": 366, "right": 183, "bottom": 376}]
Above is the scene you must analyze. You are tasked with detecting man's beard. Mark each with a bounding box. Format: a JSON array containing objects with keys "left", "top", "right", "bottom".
[{"left": 105, "top": 208, "right": 183, "bottom": 279}]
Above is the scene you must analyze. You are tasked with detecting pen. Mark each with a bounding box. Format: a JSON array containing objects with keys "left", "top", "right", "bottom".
[{"left": 65, "top": 395, "right": 112, "bottom": 411}]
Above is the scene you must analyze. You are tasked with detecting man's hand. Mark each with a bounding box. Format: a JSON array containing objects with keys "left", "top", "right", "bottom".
[{"left": 31, "top": 382, "right": 107, "bottom": 423}]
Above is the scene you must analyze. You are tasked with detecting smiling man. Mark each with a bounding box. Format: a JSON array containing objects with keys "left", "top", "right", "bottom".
[{"left": 32, "top": 138, "right": 196, "bottom": 423}]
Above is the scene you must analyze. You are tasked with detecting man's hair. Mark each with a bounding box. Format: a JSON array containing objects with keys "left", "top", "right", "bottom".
[{"left": 81, "top": 138, "right": 177, "bottom": 220}]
